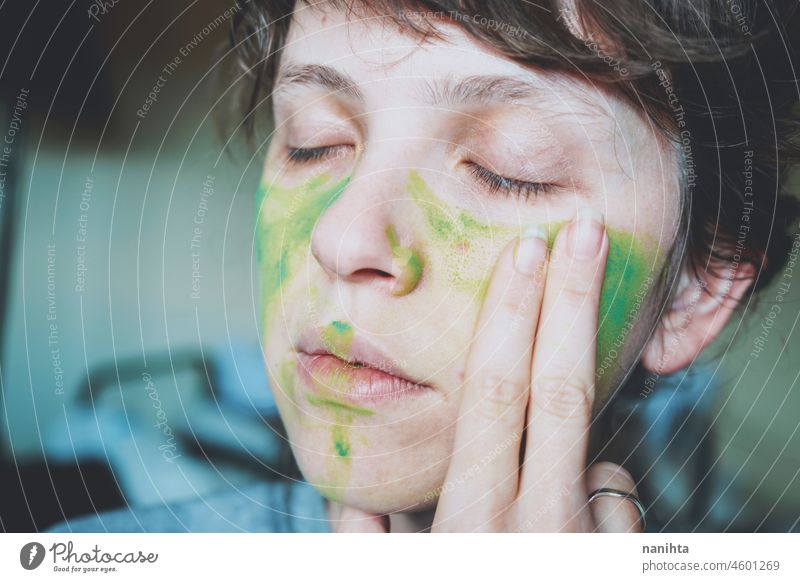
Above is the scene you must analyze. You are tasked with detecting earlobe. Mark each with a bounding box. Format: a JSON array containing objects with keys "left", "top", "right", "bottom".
[{"left": 641, "top": 260, "right": 757, "bottom": 376}]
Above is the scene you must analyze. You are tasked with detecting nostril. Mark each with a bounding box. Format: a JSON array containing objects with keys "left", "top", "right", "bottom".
[
  {"left": 347, "top": 268, "right": 394, "bottom": 285},
  {"left": 357, "top": 268, "right": 393, "bottom": 278}
]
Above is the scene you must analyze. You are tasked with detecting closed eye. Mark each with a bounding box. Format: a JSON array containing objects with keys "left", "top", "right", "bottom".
[
  {"left": 466, "top": 162, "right": 554, "bottom": 200},
  {"left": 286, "top": 145, "right": 351, "bottom": 164}
]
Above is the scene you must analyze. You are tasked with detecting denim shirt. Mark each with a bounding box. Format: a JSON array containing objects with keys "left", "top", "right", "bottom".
[{"left": 48, "top": 481, "right": 330, "bottom": 533}]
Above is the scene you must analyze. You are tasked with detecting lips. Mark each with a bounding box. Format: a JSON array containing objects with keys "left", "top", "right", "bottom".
[{"left": 295, "top": 326, "right": 431, "bottom": 403}]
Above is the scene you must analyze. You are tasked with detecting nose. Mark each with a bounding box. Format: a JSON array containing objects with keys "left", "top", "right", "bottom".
[{"left": 310, "top": 173, "right": 424, "bottom": 296}]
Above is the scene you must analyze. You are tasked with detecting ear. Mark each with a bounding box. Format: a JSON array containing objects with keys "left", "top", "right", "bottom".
[{"left": 641, "top": 260, "right": 757, "bottom": 375}]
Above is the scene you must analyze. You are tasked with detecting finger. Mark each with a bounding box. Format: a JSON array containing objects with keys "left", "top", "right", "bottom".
[
  {"left": 518, "top": 208, "right": 608, "bottom": 529},
  {"left": 333, "top": 504, "right": 390, "bottom": 533},
  {"left": 435, "top": 227, "right": 548, "bottom": 529},
  {"left": 586, "top": 462, "right": 643, "bottom": 533}
]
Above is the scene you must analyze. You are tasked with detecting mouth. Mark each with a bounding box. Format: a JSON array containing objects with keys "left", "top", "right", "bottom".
[{"left": 295, "top": 326, "right": 431, "bottom": 404}]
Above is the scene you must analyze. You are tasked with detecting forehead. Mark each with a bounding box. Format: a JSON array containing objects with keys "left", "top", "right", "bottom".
[
  {"left": 281, "top": 4, "right": 600, "bottom": 112},
  {"left": 278, "top": 3, "right": 679, "bottom": 190},
  {"left": 286, "top": 5, "right": 529, "bottom": 70}
]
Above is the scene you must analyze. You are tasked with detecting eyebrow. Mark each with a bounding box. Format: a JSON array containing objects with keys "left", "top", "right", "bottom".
[
  {"left": 274, "top": 63, "right": 364, "bottom": 102},
  {"left": 418, "top": 74, "right": 540, "bottom": 107},
  {"left": 274, "top": 63, "right": 543, "bottom": 107}
]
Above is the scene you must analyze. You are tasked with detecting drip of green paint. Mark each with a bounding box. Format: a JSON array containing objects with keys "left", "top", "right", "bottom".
[{"left": 332, "top": 425, "right": 350, "bottom": 458}]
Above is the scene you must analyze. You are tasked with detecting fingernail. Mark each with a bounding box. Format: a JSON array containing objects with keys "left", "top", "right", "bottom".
[
  {"left": 568, "top": 208, "right": 605, "bottom": 260},
  {"left": 515, "top": 225, "right": 547, "bottom": 275}
]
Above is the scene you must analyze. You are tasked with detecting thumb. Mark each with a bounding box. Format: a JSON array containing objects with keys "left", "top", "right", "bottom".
[
  {"left": 332, "top": 503, "right": 390, "bottom": 533},
  {"left": 586, "top": 462, "right": 644, "bottom": 533}
]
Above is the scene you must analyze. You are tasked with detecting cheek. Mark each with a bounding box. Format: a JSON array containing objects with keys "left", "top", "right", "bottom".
[
  {"left": 255, "top": 174, "right": 351, "bottom": 323},
  {"left": 410, "top": 171, "right": 660, "bottom": 385},
  {"left": 408, "top": 170, "right": 519, "bottom": 301},
  {"left": 595, "top": 229, "right": 660, "bottom": 389}
]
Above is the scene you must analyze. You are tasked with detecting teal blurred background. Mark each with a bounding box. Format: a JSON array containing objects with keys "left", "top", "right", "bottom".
[{"left": 0, "top": 0, "right": 293, "bottom": 530}]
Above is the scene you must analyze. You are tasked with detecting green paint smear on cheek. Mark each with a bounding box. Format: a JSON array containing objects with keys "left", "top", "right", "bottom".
[
  {"left": 277, "top": 359, "right": 296, "bottom": 402},
  {"left": 407, "top": 170, "right": 519, "bottom": 300},
  {"left": 597, "top": 229, "right": 657, "bottom": 369},
  {"left": 407, "top": 170, "right": 660, "bottom": 376},
  {"left": 272, "top": 359, "right": 300, "bottom": 424},
  {"left": 255, "top": 173, "right": 351, "bottom": 322}
]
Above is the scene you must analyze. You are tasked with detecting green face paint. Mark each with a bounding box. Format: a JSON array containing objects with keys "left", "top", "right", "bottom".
[
  {"left": 406, "top": 170, "right": 661, "bottom": 381},
  {"left": 386, "top": 225, "right": 425, "bottom": 295},
  {"left": 321, "top": 320, "right": 355, "bottom": 360},
  {"left": 255, "top": 173, "right": 351, "bottom": 323},
  {"left": 257, "top": 166, "right": 660, "bottom": 500},
  {"left": 407, "top": 170, "right": 521, "bottom": 299},
  {"left": 307, "top": 387, "right": 368, "bottom": 499},
  {"left": 273, "top": 356, "right": 374, "bottom": 501},
  {"left": 306, "top": 393, "right": 375, "bottom": 417},
  {"left": 298, "top": 347, "right": 376, "bottom": 496},
  {"left": 332, "top": 425, "right": 350, "bottom": 458}
]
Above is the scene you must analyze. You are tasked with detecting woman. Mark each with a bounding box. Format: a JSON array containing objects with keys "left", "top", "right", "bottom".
[
  {"left": 54, "top": 0, "right": 796, "bottom": 534},
  {"left": 229, "top": 0, "right": 800, "bottom": 532}
]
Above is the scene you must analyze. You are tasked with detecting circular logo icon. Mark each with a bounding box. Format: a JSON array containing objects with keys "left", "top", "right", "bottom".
[{"left": 20, "top": 542, "right": 46, "bottom": 570}]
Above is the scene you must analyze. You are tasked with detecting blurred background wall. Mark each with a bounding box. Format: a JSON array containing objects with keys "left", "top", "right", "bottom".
[{"left": 0, "top": 0, "right": 289, "bottom": 531}]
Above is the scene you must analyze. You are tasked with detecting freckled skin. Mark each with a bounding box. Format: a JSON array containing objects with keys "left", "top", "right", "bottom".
[
  {"left": 406, "top": 170, "right": 661, "bottom": 372},
  {"left": 407, "top": 170, "right": 515, "bottom": 299}
]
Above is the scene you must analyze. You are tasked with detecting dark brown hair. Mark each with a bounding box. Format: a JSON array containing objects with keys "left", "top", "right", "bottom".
[{"left": 226, "top": 0, "right": 800, "bottom": 300}]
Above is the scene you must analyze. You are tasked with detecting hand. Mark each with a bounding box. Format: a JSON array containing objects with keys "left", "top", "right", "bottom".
[{"left": 334, "top": 209, "right": 643, "bottom": 533}]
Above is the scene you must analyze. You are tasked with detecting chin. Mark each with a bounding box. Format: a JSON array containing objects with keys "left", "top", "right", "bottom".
[{"left": 287, "top": 425, "right": 452, "bottom": 515}]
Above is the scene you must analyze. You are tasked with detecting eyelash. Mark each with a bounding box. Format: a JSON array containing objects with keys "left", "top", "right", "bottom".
[
  {"left": 466, "top": 162, "right": 554, "bottom": 200},
  {"left": 285, "top": 147, "right": 554, "bottom": 200},
  {"left": 286, "top": 145, "right": 349, "bottom": 164}
]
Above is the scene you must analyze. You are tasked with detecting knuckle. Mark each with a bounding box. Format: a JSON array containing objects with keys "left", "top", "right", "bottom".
[
  {"left": 588, "top": 462, "right": 637, "bottom": 494},
  {"left": 550, "top": 262, "right": 602, "bottom": 306},
  {"left": 533, "top": 376, "right": 592, "bottom": 421},
  {"left": 499, "top": 275, "right": 544, "bottom": 315},
  {"left": 557, "top": 281, "right": 596, "bottom": 306},
  {"left": 475, "top": 374, "right": 529, "bottom": 420}
]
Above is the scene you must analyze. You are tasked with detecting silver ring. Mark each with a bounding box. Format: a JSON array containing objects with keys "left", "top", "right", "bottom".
[{"left": 587, "top": 487, "right": 646, "bottom": 531}]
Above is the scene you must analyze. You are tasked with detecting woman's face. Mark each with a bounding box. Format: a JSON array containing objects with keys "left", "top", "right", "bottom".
[{"left": 256, "top": 5, "right": 680, "bottom": 513}]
